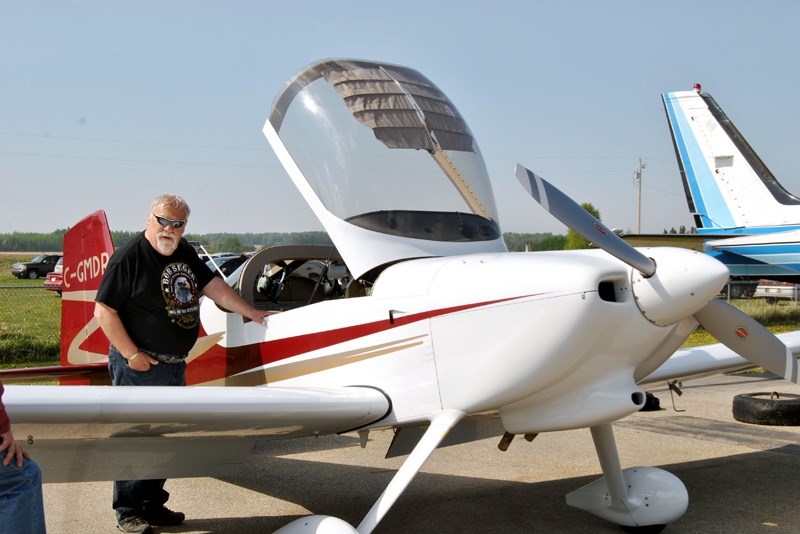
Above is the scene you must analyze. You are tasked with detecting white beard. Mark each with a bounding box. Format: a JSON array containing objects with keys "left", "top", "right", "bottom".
[{"left": 155, "top": 232, "right": 179, "bottom": 255}]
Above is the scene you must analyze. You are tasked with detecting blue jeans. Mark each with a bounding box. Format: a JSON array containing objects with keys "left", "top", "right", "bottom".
[
  {"left": 108, "top": 348, "right": 186, "bottom": 524},
  {"left": 0, "top": 457, "right": 45, "bottom": 534},
  {"left": 108, "top": 348, "right": 186, "bottom": 387}
]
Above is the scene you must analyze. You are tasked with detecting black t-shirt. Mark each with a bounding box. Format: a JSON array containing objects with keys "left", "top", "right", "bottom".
[{"left": 96, "top": 232, "right": 216, "bottom": 355}]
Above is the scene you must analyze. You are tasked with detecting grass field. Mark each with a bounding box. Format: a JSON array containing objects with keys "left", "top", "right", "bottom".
[
  {"left": 0, "top": 254, "right": 61, "bottom": 365},
  {"left": 0, "top": 251, "right": 799, "bottom": 368}
]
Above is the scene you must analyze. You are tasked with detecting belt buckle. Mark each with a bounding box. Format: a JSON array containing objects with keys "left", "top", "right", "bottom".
[
  {"left": 164, "top": 354, "right": 184, "bottom": 364},
  {"left": 152, "top": 352, "right": 185, "bottom": 364}
]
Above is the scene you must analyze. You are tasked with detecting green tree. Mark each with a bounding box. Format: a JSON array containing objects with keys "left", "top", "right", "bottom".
[
  {"left": 502, "top": 232, "right": 566, "bottom": 252},
  {"left": 563, "top": 203, "right": 600, "bottom": 249},
  {"left": 221, "top": 236, "right": 247, "bottom": 253},
  {"left": 535, "top": 234, "right": 567, "bottom": 250}
]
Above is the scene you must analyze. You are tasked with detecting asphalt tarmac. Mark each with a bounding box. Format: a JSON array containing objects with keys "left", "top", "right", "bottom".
[{"left": 42, "top": 373, "right": 800, "bottom": 533}]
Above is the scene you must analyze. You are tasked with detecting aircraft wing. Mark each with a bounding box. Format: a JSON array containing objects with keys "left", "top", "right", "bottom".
[
  {"left": 618, "top": 233, "right": 710, "bottom": 251},
  {"left": 621, "top": 231, "right": 800, "bottom": 280},
  {"left": 641, "top": 330, "right": 800, "bottom": 385},
  {"left": 704, "top": 230, "right": 800, "bottom": 274},
  {"left": 3, "top": 384, "right": 390, "bottom": 482},
  {"left": 705, "top": 230, "right": 800, "bottom": 249}
]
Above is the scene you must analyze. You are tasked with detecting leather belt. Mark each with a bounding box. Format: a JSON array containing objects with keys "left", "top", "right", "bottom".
[{"left": 146, "top": 351, "right": 188, "bottom": 364}]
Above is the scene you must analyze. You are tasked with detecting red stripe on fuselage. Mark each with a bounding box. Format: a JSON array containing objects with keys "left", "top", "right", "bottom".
[{"left": 187, "top": 294, "right": 535, "bottom": 384}]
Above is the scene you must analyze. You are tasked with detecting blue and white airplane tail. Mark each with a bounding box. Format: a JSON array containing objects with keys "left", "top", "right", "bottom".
[
  {"left": 662, "top": 84, "right": 800, "bottom": 235},
  {"left": 662, "top": 85, "right": 800, "bottom": 280}
]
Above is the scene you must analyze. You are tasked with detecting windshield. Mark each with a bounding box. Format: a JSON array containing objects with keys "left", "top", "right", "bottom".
[{"left": 269, "top": 59, "right": 500, "bottom": 242}]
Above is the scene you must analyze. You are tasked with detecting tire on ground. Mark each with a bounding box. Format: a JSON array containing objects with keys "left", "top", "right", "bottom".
[
  {"left": 728, "top": 284, "right": 745, "bottom": 299},
  {"left": 732, "top": 392, "right": 800, "bottom": 426}
]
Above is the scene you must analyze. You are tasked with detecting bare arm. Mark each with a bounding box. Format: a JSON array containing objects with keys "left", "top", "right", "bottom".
[
  {"left": 202, "top": 277, "right": 271, "bottom": 325},
  {"left": 93, "top": 302, "right": 158, "bottom": 370}
]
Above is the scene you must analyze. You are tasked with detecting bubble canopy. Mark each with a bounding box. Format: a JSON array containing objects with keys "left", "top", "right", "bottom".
[{"left": 264, "top": 59, "right": 507, "bottom": 279}]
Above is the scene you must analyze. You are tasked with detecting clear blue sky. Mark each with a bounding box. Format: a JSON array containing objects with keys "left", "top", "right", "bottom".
[{"left": 3, "top": 1, "right": 798, "bottom": 236}]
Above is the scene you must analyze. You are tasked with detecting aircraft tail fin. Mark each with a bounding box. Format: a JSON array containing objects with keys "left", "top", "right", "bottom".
[
  {"left": 59, "top": 210, "right": 114, "bottom": 367},
  {"left": 662, "top": 85, "right": 800, "bottom": 233}
]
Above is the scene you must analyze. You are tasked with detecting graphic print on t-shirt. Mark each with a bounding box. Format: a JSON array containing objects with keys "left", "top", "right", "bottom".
[{"left": 161, "top": 262, "right": 200, "bottom": 329}]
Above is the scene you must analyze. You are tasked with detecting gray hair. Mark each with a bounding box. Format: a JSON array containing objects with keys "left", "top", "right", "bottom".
[{"left": 150, "top": 194, "right": 191, "bottom": 218}]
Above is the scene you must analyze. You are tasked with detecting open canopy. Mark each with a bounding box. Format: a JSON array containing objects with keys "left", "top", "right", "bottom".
[{"left": 264, "top": 58, "right": 506, "bottom": 279}]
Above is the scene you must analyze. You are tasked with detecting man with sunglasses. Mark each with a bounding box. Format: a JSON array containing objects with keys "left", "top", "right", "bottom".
[{"left": 94, "top": 194, "right": 270, "bottom": 534}]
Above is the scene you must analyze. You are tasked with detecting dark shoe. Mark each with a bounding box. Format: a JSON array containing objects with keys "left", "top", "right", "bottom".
[
  {"left": 117, "top": 517, "right": 153, "bottom": 534},
  {"left": 142, "top": 505, "right": 185, "bottom": 526}
]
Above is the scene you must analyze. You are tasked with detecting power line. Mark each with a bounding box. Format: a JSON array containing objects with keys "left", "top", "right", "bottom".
[{"left": 0, "top": 130, "right": 268, "bottom": 152}]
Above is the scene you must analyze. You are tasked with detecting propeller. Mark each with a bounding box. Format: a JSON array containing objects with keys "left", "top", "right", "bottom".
[
  {"left": 695, "top": 298, "right": 799, "bottom": 383},
  {"left": 514, "top": 164, "right": 656, "bottom": 277},
  {"left": 514, "top": 163, "right": 798, "bottom": 385}
]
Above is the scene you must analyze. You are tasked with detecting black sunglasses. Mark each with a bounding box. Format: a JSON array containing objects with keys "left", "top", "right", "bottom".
[{"left": 152, "top": 213, "right": 186, "bottom": 229}]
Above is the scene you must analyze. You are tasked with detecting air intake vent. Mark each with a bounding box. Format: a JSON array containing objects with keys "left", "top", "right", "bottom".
[{"left": 598, "top": 281, "right": 617, "bottom": 302}]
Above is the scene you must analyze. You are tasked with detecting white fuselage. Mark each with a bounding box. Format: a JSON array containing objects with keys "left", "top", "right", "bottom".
[{"left": 200, "top": 249, "right": 707, "bottom": 434}]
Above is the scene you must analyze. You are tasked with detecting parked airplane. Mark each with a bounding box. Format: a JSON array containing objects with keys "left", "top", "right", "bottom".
[
  {"left": 661, "top": 84, "right": 800, "bottom": 284},
  {"left": 3, "top": 59, "right": 800, "bottom": 533}
]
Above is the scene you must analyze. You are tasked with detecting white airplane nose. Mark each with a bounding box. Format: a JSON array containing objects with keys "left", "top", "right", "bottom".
[{"left": 631, "top": 248, "right": 729, "bottom": 326}]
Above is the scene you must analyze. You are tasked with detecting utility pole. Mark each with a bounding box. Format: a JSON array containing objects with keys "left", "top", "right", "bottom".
[{"left": 634, "top": 158, "right": 646, "bottom": 233}]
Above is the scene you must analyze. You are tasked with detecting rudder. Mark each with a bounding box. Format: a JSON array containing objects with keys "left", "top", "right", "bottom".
[
  {"left": 59, "top": 210, "right": 114, "bottom": 366},
  {"left": 662, "top": 85, "right": 800, "bottom": 234}
]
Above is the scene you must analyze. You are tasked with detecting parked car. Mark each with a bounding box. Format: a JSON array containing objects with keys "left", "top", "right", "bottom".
[
  {"left": 11, "top": 254, "right": 62, "bottom": 279},
  {"left": 43, "top": 257, "right": 64, "bottom": 295},
  {"left": 719, "top": 277, "right": 758, "bottom": 299},
  {"left": 205, "top": 254, "right": 251, "bottom": 278},
  {"left": 753, "top": 279, "right": 799, "bottom": 304}
]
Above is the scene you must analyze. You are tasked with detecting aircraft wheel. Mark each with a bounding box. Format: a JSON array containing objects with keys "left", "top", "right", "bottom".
[
  {"left": 732, "top": 392, "right": 800, "bottom": 426},
  {"left": 638, "top": 392, "right": 661, "bottom": 412},
  {"left": 622, "top": 525, "right": 666, "bottom": 534},
  {"left": 273, "top": 515, "right": 357, "bottom": 533}
]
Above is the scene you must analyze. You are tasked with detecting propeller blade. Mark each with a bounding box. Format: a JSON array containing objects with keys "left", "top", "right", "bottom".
[
  {"left": 515, "top": 164, "right": 656, "bottom": 277},
  {"left": 694, "top": 298, "right": 799, "bottom": 384}
]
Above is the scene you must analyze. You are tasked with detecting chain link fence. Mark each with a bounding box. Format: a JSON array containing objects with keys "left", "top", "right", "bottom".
[{"left": 0, "top": 286, "right": 61, "bottom": 364}]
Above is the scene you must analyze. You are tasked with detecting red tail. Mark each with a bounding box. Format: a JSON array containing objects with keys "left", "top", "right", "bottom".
[
  {"left": 59, "top": 210, "right": 115, "bottom": 367},
  {"left": 0, "top": 211, "right": 116, "bottom": 383}
]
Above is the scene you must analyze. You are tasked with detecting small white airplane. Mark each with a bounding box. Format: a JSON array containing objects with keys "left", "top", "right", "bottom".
[
  {"left": 662, "top": 84, "right": 800, "bottom": 283},
  {"left": 4, "top": 59, "right": 800, "bottom": 533}
]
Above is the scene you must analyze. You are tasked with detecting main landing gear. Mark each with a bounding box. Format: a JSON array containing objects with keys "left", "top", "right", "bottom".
[
  {"left": 276, "top": 419, "right": 688, "bottom": 532},
  {"left": 274, "top": 409, "right": 466, "bottom": 534}
]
